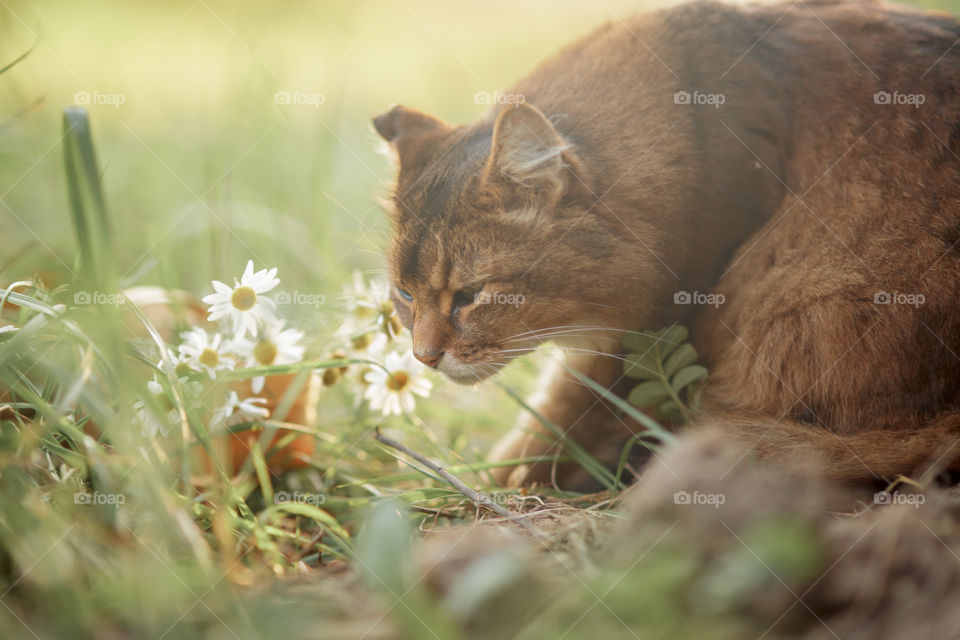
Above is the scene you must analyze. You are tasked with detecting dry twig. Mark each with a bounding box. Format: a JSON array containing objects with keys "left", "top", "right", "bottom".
[{"left": 374, "top": 428, "right": 535, "bottom": 532}]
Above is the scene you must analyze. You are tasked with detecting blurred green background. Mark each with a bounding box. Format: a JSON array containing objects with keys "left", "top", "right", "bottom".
[{"left": 1, "top": 0, "right": 647, "bottom": 295}]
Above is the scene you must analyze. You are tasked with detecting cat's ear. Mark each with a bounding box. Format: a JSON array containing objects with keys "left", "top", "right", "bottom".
[
  {"left": 483, "top": 102, "right": 574, "bottom": 204},
  {"left": 373, "top": 105, "right": 450, "bottom": 166}
]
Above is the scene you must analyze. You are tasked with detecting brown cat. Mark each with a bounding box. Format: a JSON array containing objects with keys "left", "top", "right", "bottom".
[{"left": 373, "top": 0, "right": 960, "bottom": 490}]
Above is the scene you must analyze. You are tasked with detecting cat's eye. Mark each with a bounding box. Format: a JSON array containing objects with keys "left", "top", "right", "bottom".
[
  {"left": 396, "top": 287, "right": 413, "bottom": 303},
  {"left": 451, "top": 284, "right": 483, "bottom": 315}
]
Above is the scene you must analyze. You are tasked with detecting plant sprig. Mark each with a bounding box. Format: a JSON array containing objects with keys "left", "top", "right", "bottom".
[{"left": 621, "top": 324, "right": 708, "bottom": 421}]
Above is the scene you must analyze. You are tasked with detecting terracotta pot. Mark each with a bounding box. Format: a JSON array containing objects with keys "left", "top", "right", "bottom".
[{"left": 219, "top": 372, "right": 321, "bottom": 475}]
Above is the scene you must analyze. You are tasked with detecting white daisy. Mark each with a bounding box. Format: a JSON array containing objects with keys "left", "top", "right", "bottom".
[
  {"left": 133, "top": 378, "right": 178, "bottom": 438},
  {"left": 213, "top": 390, "right": 270, "bottom": 426},
  {"left": 348, "top": 329, "right": 388, "bottom": 358},
  {"left": 232, "top": 320, "right": 305, "bottom": 393},
  {"left": 339, "top": 271, "right": 403, "bottom": 342},
  {"left": 342, "top": 270, "right": 388, "bottom": 321},
  {"left": 363, "top": 351, "right": 432, "bottom": 416},
  {"left": 177, "top": 327, "right": 236, "bottom": 379},
  {"left": 202, "top": 260, "right": 280, "bottom": 338}
]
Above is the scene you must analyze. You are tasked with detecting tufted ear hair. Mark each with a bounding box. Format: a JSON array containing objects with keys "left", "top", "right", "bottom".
[
  {"left": 373, "top": 105, "right": 451, "bottom": 167},
  {"left": 482, "top": 102, "right": 573, "bottom": 203}
]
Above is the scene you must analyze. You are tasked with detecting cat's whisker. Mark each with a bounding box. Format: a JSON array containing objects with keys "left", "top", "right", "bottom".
[
  {"left": 497, "top": 346, "right": 631, "bottom": 363},
  {"left": 500, "top": 325, "right": 663, "bottom": 342},
  {"left": 500, "top": 331, "right": 625, "bottom": 348},
  {"left": 498, "top": 324, "right": 634, "bottom": 342},
  {"left": 499, "top": 328, "right": 637, "bottom": 345}
]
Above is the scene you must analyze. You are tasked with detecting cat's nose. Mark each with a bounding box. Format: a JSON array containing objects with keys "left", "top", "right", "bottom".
[{"left": 414, "top": 350, "right": 443, "bottom": 368}]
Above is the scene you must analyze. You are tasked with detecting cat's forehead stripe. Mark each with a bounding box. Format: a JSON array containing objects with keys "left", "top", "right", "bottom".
[{"left": 427, "top": 252, "right": 450, "bottom": 290}]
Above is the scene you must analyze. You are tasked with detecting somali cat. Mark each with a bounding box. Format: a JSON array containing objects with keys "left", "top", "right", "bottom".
[{"left": 373, "top": 0, "right": 960, "bottom": 490}]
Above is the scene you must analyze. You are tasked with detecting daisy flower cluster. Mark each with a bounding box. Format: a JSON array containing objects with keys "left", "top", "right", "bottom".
[
  {"left": 135, "top": 264, "right": 435, "bottom": 444},
  {"left": 136, "top": 261, "right": 305, "bottom": 438},
  {"left": 335, "top": 271, "right": 432, "bottom": 418}
]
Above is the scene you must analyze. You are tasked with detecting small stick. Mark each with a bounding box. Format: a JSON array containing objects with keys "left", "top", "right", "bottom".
[{"left": 374, "top": 428, "right": 535, "bottom": 532}]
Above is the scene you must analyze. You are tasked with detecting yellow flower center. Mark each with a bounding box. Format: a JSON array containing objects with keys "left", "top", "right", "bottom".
[
  {"left": 386, "top": 370, "right": 409, "bottom": 392},
  {"left": 231, "top": 286, "right": 257, "bottom": 311},
  {"left": 199, "top": 348, "right": 220, "bottom": 368},
  {"left": 379, "top": 300, "right": 395, "bottom": 316},
  {"left": 322, "top": 367, "right": 341, "bottom": 387},
  {"left": 253, "top": 339, "right": 278, "bottom": 365},
  {"left": 157, "top": 393, "right": 175, "bottom": 413},
  {"left": 354, "top": 305, "right": 377, "bottom": 321},
  {"left": 351, "top": 332, "right": 373, "bottom": 350}
]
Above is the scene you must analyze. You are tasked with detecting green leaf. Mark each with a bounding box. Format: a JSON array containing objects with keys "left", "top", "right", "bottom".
[
  {"left": 613, "top": 433, "right": 653, "bottom": 496},
  {"left": 655, "top": 400, "right": 682, "bottom": 419},
  {"left": 623, "top": 352, "right": 660, "bottom": 379},
  {"left": 266, "top": 502, "right": 351, "bottom": 542},
  {"left": 357, "top": 500, "right": 414, "bottom": 593},
  {"left": 664, "top": 343, "right": 698, "bottom": 376},
  {"left": 622, "top": 331, "right": 657, "bottom": 353},
  {"left": 627, "top": 380, "right": 671, "bottom": 408},
  {"left": 671, "top": 365, "right": 709, "bottom": 393},
  {"left": 63, "top": 107, "right": 115, "bottom": 292},
  {"left": 249, "top": 441, "right": 273, "bottom": 505},
  {"left": 567, "top": 369, "right": 675, "bottom": 445},
  {"left": 657, "top": 325, "right": 689, "bottom": 357},
  {"left": 443, "top": 550, "right": 527, "bottom": 621},
  {"left": 396, "top": 488, "right": 461, "bottom": 503},
  {"left": 498, "top": 382, "right": 618, "bottom": 489},
  {"left": 0, "top": 37, "right": 37, "bottom": 76}
]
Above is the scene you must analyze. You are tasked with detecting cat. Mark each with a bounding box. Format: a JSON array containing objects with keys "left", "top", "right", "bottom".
[{"left": 373, "top": 0, "right": 960, "bottom": 490}]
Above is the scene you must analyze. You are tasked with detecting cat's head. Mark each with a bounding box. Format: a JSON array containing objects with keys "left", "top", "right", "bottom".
[{"left": 373, "top": 103, "right": 654, "bottom": 384}]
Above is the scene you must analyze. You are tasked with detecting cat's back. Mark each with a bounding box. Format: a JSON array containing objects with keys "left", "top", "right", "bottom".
[{"left": 509, "top": 0, "right": 960, "bottom": 171}]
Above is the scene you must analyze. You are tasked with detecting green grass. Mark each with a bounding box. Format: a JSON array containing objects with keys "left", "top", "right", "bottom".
[{"left": 2, "top": 1, "right": 959, "bottom": 638}]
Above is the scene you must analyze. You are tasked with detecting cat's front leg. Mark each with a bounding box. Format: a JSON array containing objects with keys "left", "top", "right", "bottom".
[{"left": 488, "top": 351, "right": 640, "bottom": 491}]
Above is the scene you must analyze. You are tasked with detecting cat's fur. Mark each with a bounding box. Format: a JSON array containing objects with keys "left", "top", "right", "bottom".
[{"left": 374, "top": 0, "right": 960, "bottom": 489}]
